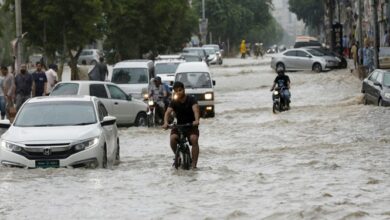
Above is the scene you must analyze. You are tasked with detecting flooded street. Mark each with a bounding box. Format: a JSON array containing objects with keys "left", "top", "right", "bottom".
[{"left": 1, "top": 57, "right": 390, "bottom": 219}]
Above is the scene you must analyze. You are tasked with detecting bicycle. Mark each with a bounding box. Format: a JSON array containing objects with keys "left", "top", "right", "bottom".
[{"left": 168, "top": 123, "right": 193, "bottom": 170}]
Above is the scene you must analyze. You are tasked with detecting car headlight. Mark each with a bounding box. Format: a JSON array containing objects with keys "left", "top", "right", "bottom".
[
  {"left": 205, "top": 93, "right": 213, "bottom": 100},
  {"left": 1, "top": 140, "right": 23, "bottom": 152},
  {"left": 385, "top": 93, "right": 390, "bottom": 99},
  {"left": 73, "top": 137, "right": 99, "bottom": 151}
]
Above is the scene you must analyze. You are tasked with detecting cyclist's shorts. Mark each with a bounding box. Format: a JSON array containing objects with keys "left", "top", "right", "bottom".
[{"left": 171, "top": 126, "right": 199, "bottom": 145}]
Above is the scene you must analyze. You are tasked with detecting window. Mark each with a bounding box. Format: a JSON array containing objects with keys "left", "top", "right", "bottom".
[
  {"left": 284, "top": 51, "right": 296, "bottom": 56},
  {"left": 98, "top": 102, "right": 108, "bottom": 121},
  {"left": 375, "top": 72, "right": 383, "bottom": 83},
  {"left": 296, "top": 51, "right": 310, "bottom": 57},
  {"left": 383, "top": 73, "right": 390, "bottom": 86},
  {"left": 112, "top": 68, "right": 149, "bottom": 84},
  {"left": 107, "top": 84, "right": 127, "bottom": 100},
  {"left": 369, "top": 71, "right": 379, "bottom": 81},
  {"left": 90, "top": 84, "right": 108, "bottom": 98},
  {"left": 50, "top": 83, "right": 79, "bottom": 95}
]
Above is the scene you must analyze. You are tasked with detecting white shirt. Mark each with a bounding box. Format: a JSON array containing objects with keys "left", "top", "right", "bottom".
[{"left": 45, "top": 68, "right": 58, "bottom": 93}]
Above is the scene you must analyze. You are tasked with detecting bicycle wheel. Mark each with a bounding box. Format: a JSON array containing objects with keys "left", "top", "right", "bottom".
[{"left": 181, "top": 146, "right": 192, "bottom": 170}]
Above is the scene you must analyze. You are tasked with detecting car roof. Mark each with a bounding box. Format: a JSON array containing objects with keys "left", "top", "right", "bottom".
[
  {"left": 57, "top": 80, "right": 117, "bottom": 86},
  {"left": 114, "top": 60, "right": 152, "bottom": 68},
  {"left": 155, "top": 54, "right": 184, "bottom": 60},
  {"left": 176, "top": 62, "right": 210, "bottom": 73},
  {"left": 27, "top": 95, "right": 95, "bottom": 104}
]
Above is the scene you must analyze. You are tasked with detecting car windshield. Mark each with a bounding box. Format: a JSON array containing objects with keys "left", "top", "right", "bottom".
[
  {"left": 50, "top": 83, "right": 79, "bottom": 95},
  {"left": 155, "top": 63, "right": 180, "bottom": 75},
  {"left": 183, "top": 49, "right": 205, "bottom": 58},
  {"left": 14, "top": 101, "right": 97, "bottom": 127},
  {"left": 307, "top": 49, "right": 325, "bottom": 56},
  {"left": 379, "top": 48, "right": 390, "bottom": 56},
  {"left": 204, "top": 48, "right": 216, "bottom": 55},
  {"left": 384, "top": 72, "right": 390, "bottom": 86},
  {"left": 112, "top": 68, "right": 148, "bottom": 84},
  {"left": 175, "top": 72, "right": 212, "bottom": 88}
]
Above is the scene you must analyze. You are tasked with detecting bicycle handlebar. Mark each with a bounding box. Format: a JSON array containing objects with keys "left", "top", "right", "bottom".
[{"left": 167, "top": 123, "right": 193, "bottom": 129}]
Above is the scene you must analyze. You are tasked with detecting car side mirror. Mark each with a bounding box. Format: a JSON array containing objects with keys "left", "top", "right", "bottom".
[
  {"left": 101, "top": 116, "right": 116, "bottom": 126},
  {"left": 213, "top": 80, "right": 216, "bottom": 86},
  {"left": 0, "top": 119, "right": 11, "bottom": 129},
  {"left": 127, "top": 94, "right": 132, "bottom": 101},
  {"left": 307, "top": 55, "right": 312, "bottom": 58},
  {"left": 374, "top": 81, "right": 382, "bottom": 87}
]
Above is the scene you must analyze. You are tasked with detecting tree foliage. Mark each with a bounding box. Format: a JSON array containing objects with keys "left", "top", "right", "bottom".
[
  {"left": 191, "top": 0, "right": 281, "bottom": 50},
  {"left": 103, "top": 0, "right": 197, "bottom": 61},
  {"left": 288, "top": 0, "right": 324, "bottom": 34}
]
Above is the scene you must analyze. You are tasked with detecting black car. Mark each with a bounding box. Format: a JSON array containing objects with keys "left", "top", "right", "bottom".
[{"left": 361, "top": 69, "right": 390, "bottom": 106}]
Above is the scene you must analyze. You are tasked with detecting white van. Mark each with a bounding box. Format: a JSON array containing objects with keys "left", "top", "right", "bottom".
[
  {"left": 111, "top": 60, "right": 154, "bottom": 100},
  {"left": 174, "top": 62, "right": 215, "bottom": 117}
]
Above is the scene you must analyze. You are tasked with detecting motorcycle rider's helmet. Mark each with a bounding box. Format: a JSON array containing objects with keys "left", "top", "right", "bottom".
[{"left": 155, "top": 76, "right": 162, "bottom": 82}]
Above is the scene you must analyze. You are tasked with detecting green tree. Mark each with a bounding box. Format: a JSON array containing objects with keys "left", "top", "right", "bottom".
[
  {"left": 3, "top": 0, "right": 105, "bottom": 79},
  {"left": 103, "top": 0, "right": 197, "bottom": 61},
  {"left": 0, "top": 3, "right": 15, "bottom": 66},
  {"left": 288, "top": 0, "right": 324, "bottom": 35},
  {"left": 192, "top": 0, "right": 276, "bottom": 55}
]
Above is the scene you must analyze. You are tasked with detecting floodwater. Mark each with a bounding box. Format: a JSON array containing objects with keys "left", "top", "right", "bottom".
[{"left": 1, "top": 57, "right": 390, "bottom": 220}]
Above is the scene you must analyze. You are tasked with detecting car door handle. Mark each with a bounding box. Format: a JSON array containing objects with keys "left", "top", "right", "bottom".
[{"left": 114, "top": 102, "right": 119, "bottom": 105}]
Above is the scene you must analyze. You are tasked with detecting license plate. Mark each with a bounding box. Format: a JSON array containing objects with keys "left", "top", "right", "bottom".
[{"left": 36, "top": 160, "right": 60, "bottom": 168}]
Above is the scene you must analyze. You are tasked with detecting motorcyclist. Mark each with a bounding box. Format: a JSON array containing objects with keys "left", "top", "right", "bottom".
[
  {"left": 148, "top": 76, "right": 168, "bottom": 123},
  {"left": 270, "top": 68, "right": 291, "bottom": 109}
]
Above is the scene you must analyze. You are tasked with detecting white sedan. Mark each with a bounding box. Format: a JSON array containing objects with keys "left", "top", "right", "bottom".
[
  {"left": 50, "top": 81, "right": 148, "bottom": 126},
  {"left": 0, "top": 96, "right": 120, "bottom": 168}
]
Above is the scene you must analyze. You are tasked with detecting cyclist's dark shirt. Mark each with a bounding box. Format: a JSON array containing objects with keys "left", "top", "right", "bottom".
[
  {"left": 274, "top": 75, "right": 290, "bottom": 88},
  {"left": 169, "top": 95, "right": 197, "bottom": 124}
]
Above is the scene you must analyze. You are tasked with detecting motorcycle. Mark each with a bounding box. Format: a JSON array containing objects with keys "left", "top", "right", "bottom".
[
  {"left": 146, "top": 96, "right": 165, "bottom": 127},
  {"left": 272, "top": 86, "right": 290, "bottom": 113}
]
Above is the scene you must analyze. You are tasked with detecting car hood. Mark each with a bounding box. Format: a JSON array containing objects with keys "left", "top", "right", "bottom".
[{"left": 2, "top": 124, "right": 100, "bottom": 144}]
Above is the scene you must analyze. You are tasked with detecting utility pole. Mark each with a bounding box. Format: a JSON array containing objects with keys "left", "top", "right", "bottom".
[
  {"left": 372, "top": 0, "right": 379, "bottom": 69},
  {"left": 358, "top": 0, "right": 363, "bottom": 65},
  {"left": 199, "top": 0, "right": 207, "bottom": 45},
  {"left": 15, "top": 0, "right": 22, "bottom": 73}
]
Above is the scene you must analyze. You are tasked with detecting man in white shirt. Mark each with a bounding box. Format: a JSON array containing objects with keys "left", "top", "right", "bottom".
[{"left": 45, "top": 64, "right": 58, "bottom": 95}]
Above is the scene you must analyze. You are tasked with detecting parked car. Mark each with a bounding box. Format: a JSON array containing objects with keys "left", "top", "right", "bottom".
[
  {"left": 174, "top": 62, "right": 215, "bottom": 117},
  {"left": 0, "top": 96, "right": 120, "bottom": 168},
  {"left": 50, "top": 81, "right": 148, "bottom": 126},
  {"left": 111, "top": 60, "right": 154, "bottom": 100},
  {"left": 77, "top": 49, "right": 103, "bottom": 65},
  {"left": 378, "top": 47, "right": 390, "bottom": 69},
  {"left": 154, "top": 55, "right": 185, "bottom": 88},
  {"left": 202, "top": 44, "right": 223, "bottom": 64},
  {"left": 270, "top": 48, "right": 339, "bottom": 73},
  {"left": 361, "top": 69, "right": 390, "bottom": 106}
]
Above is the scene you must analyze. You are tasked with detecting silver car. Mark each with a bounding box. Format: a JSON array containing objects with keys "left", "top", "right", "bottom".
[
  {"left": 270, "top": 48, "right": 340, "bottom": 73},
  {"left": 50, "top": 81, "right": 148, "bottom": 127}
]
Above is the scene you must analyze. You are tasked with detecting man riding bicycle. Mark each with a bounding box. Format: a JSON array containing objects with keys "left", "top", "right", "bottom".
[{"left": 162, "top": 81, "right": 200, "bottom": 169}]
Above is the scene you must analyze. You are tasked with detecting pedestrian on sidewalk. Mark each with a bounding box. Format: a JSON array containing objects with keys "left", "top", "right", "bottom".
[
  {"left": 15, "top": 64, "right": 33, "bottom": 111},
  {"left": 350, "top": 41, "right": 358, "bottom": 70},
  {"left": 1, "top": 66, "right": 15, "bottom": 120},
  {"left": 32, "top": 62, "right": 47, "bottom": 97},
  {"left": 45, "top": 64, "right": 58, "bottom": 95}
]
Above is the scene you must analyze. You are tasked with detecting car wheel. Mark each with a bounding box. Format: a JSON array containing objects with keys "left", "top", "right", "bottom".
[
  {"left": 114, "top": 138, "right": 120, "bottom": 165},
  {"left": 135, "top": 112, "right": 147, "bottom": 127},
  {"left": 378, "top": 98, "right": 383, "bottom": 107},
  {"left": 363, "top": 94, "right": 368, "bottom": 105},
  {"left": 313, "top": 63, "right": 322, "bottom": 73},
  {"left": 276, "top": 63, "right": 285, "bottom": 72}
]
